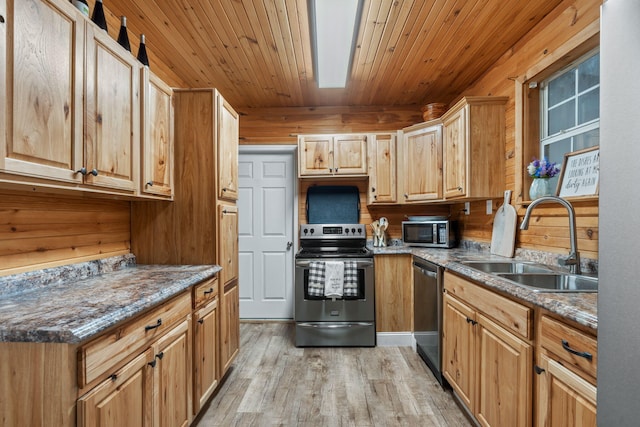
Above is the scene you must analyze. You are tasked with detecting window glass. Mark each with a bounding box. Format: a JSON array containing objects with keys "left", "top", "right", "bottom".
[
  {"left": 578, "top": 88, "right": 599, "bottom": 124},
  {"left": 540, "top": 50, "right": 599, "bottom": 174},
  {"left": 548, "top": 100, "right": 576, "bottom": 135}
]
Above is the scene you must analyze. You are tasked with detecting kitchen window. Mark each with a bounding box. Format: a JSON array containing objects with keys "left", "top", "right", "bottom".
[
  {"left": 515, "top": 30, "right": 600, "bottom": 204},
  {"left": 539, "top": 50, "right": 600, "bottom": 190}
]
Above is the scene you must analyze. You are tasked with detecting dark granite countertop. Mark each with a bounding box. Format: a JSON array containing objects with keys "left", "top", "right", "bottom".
[
  {"left": 371, "top": 244, "right": 597, "bottom": 331},
  {"left": 0, "top": 256, "right": 221, "bottom": 344}
]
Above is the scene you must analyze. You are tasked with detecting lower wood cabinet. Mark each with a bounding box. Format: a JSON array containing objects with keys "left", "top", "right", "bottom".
[
  {"left": 443, "top": 271, "right": 533, "bottom": 427},
  {"left": 220, "top": 279, "right": 240, "bottom": 375},
  {"left": 78, "top": 316, "right": 192, "bottom": 427},
  {"left": 193, "top": 289, "right": 219, "bottom": 413},
  {"left": 374, "top": 254, "right": 413, "bottom": 332},
  {"left": 78, "top": 349, "right": 154, "bottom": 427},
  {"left": 535, "top": 314, "right": 597, "bottom": 427}
]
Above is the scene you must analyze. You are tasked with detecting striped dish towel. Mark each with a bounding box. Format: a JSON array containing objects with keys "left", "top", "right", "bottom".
[
  {"left": 307, "top": 261, "right": 325, "bottom": 297},
  {"left": 343, "top": 261, "right": 359, "bottom": 297}
]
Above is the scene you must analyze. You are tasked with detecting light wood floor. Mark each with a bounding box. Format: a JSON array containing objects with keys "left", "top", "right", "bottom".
[{"left": 194, "top": 322, "right": 472, "bottom": 427}]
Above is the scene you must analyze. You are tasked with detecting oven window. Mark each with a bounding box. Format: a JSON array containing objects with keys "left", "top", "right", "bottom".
[{"left": 303, "top": 269, "right": 365, "bottom": 299}]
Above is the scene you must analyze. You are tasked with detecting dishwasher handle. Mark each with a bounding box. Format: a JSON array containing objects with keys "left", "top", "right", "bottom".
[{"left": 413, "top": 262, "right": 438, "bottom": 278}]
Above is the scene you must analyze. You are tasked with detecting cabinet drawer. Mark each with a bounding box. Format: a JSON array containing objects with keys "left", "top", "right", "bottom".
[
  {"left": 444, "top": 271, "right": 532, "bottom": 339},
  {"left": 193, "top": 277, "right": 218, "bottom": 309},
  {"left": 79, "top": 292, "right": 191, "bottom": 387},
  {"left": 539, "top": 315, "right": 597, "bottom": 380}
]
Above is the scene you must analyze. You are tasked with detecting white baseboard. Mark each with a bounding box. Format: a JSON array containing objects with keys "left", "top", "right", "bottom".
[{"left": 376, "top": 332, "right": 414, "bottom": 347}]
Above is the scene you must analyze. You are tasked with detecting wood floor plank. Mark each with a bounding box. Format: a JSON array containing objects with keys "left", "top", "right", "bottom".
[{"left": 194, "top": 323, "right": 472, "bottom": 427}]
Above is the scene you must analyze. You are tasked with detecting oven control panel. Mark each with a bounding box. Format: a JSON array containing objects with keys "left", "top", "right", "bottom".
[{"left": 300, "top": 224, "right": 366, "bottom": 239}]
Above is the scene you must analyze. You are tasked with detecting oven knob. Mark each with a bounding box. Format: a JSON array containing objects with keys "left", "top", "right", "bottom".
[
  {"left": 358, "top": 227, "right": 362, "bottom": 234},
  {"left": 351, "top": 228, "right": 356, "bottom": 234},
  {"left": 344, "top": 228, "right": 349, "bottom": 233},
  {"left": 303, "top": 228, "right": 308, "bottom": 234},
  {"left": 310, "top": 228, "right": 314, "bottom": 234}
]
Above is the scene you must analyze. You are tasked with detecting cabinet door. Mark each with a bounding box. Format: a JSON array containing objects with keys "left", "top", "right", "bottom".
[
  {"left": 217, "top": 92, "right": 239, "bottom": 200},
  {"left": 298, "top": 135, "right": 332, "bottom": 176},
  {"left": 442, "top": 293, "right": 475, "bottom": 411},
  {"left": 84, "top": 25, "right": 140, "bottom": 192},
  {"left": 78, "top": 349, "right": 154, "bottom": 427},
  {"left": 333, "top": 134, "right": 367, "bottom": 175},
  {"left": 374, "top": 254, "right": 412, "bottom": 331},
  {"left": 442, "top": 107, "right": 467, "bottom": 199},
  {"left": 1, "top": 0, "right": 83, "bottom": 182},
  {"left": 218, "top": 204, "right": 239, "bottom": 286},
  {"left": 220, "top": 280, "right": 240, "bottom": 375},
  {"left": 401, "top": 124, "right": 442, "bottom": 202},
  {"left": 476, "top": 313, "right": 532, "bottom": 427},
  {"left": 535, "top": 354, "right": 596, "bottom": 427},
  {"left": 152, "top": 318, "right": 192, "bottom": 427},
  {"left": 193, "top": 299, "right": 218, "bottom": 413},
  {"left": 141, "top": 68, "right": 173, "bottom": 198},
  {"left": 368, "top": 133, "right": 397, "bottom": 204}
]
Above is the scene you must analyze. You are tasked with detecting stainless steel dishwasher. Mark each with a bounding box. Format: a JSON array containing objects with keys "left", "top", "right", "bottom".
[{"left": 413, "top": 257, "right": 446, "bottom": 386}]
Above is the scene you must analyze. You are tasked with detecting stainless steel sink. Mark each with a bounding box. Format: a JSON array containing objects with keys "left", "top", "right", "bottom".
[
  {"left": 497, "top": 273, "right": 598, "bottom": 292},
  {"left": 461, "top": 261, "right": 555, "bottom": 274}
]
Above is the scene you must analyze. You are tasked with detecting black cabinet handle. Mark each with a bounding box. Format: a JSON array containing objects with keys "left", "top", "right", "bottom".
[
  {"left": 534, "top": 365, "right": 545, "bottom": 375},
  {"left": 371, "top": 187, "right": 375, "bottom": 193},
  {"left": 146, "top": 181, "right": 154, "bottom": 187},
  {"left": 198, "top": 318, "right": 204, "bottom": 324},
  {"left": 148, "top": 360, "right": 156, "bottom": 368},
  {"left": 110, "top": 373, "right": 118, "bottom": 381},
  {"left": 465, "top": 317, "right": 477, "bottom": 326},
  {"left": 204, "top": 288, "right": 214, "bottom": 295},
  {"left": 145, "top": 319, "right": 162, "bottom": 331},
  {"left": 0, "top": 15, "right": 5, "bottom": 24},
  {"left": 561, "top": 339, "right": 593, "bottom": 360},
  {"left": 88, "top": 169, "right": 98, "bottom": 176},
  {"left": 155, "top": 352, "right": 164, "bottom": 360},
  {"left": 75, "top": 167, "right": 87, "bottom": 175}
]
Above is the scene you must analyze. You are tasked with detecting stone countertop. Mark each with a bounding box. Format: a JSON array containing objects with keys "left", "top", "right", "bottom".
[
  {"left": 371, "top": 245, "right": 597, "bottom": 331},
  {"left": 0, "top": 257, "right": 221, "bottom": 344}
]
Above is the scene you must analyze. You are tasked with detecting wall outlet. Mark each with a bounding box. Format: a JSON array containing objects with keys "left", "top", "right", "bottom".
[
  {"left": 486, "top": 200, "right": 493, "bottom": 215},
  {"left": 465, "top": 202, "right": 470, "bottom": 215}
]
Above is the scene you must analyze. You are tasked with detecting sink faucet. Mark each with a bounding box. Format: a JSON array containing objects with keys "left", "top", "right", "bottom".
[{"left": 520, "top": 196, "right": 581, "bottom": 274}]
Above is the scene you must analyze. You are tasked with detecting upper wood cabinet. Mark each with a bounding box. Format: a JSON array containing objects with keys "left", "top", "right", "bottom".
[
  {"left": 441, "top": 96, "right": 507, "bottom": 200},
  {"left": 84, "top": 24, "right": 140, "bottom": 193},
  {"left": 399, "top": 121, "right": 443, "bottom": 203},
  {"left": 140, "top": 68, "right": 174, "bottom": 199},
  {"left": 367, "top": 133, "right": 398, "bottom": 204},
  {"left": 298, "top": 134, "right": 367, "bottom": 177},
  {"left": 1, "top": 0, "right": 178, "bottom": 199},
  {"left": 217, "top": 94, "right": 239, "bottom": 201},
  {"left": 0, "top": 0, "right": 84, "bottom": 183}
]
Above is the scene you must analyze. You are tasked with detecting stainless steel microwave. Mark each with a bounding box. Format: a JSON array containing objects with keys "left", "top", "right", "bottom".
[{"left": 402, "top": 220, "right": 458, "bottom": 248}]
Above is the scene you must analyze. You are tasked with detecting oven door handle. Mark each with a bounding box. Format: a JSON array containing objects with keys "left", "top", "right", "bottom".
[
  {"left": 297, "top": 322, "right": 373, "bottom": 329},
  {"left": 295, "top": 259, "right": 373, "bottom": 268}
]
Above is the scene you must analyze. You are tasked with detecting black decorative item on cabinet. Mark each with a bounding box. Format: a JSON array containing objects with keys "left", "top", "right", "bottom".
[
  {"left": 117, "top": 16, "right": 131, "bottom": 52},
  {"left": 137, "top": 34, "right": 150, "bottom": 66},
  {"left": 91, "top": 0, "right": 107, "bottom": 31}
]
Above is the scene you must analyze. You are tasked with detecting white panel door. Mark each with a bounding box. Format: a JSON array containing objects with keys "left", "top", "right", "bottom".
[{"left": 238, "top": 150, "right": 295, "bottom": 319}]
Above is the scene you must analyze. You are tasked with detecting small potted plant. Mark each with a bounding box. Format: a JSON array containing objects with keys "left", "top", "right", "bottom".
[{"left": 527, "top": 157, "right": 560, "bottom": 200}]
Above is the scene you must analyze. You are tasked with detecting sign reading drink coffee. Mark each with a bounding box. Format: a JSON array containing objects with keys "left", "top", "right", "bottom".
[{"left": 557, "top": 146, "right": 600, "bottom": 198}]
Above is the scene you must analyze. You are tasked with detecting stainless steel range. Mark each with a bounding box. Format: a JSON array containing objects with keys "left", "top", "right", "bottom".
[{"left": 294, "top": 224, "right": 375, "bottom": 347}]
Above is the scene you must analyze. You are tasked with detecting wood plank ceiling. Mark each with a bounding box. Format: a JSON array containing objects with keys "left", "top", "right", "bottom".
[{"left": 101, "top": 0, "right": 564, "bottom": 109}]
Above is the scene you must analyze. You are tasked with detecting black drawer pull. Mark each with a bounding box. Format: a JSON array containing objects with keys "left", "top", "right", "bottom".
[
  {"left": 204, "top": 288, "right": 214, "bottom": 295},
  {"left": 466, "top": 317, "right": 478, "bottom": 326},
  {"left": 155, "top": 351, "right": 164, "bottom": 360},
  {"left": 534, "top": 365, "right": 545, "bottom": 375},
  {"left": 561, "top": 339, "right": 593, "bottom": 360},
  {"left": 198, "top": 318, "right": 204, "bottom": 324},
  {"left": 110, "top": 373, "right": 118, "bottom": 381},
  {"left": 145, "top": 319, "right": 162, "bottom": 331}
]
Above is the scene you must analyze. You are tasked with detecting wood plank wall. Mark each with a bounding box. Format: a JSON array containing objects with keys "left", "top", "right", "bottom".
[
  {"left": 0, "top": 190, "right": 131, "bottom": 276},
  {"left": 453, "top": 0, "right": 601, "bottom": 260}
]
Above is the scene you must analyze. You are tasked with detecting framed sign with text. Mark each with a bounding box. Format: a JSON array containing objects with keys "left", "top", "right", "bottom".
[{"left": 557, "top": 146, "right": 600, "bottom": 198}]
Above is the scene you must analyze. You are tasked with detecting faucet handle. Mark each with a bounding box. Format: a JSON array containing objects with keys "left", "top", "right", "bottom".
[{"left": 559, "top": 252, "right": 581, "bottom": 274}]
